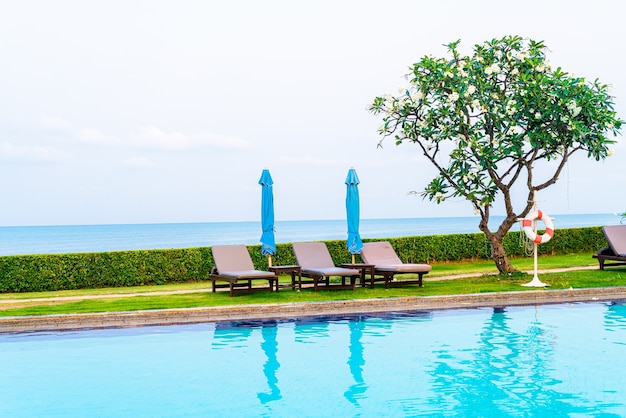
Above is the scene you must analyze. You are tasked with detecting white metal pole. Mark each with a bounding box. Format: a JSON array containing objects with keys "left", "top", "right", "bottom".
[{"left": 522, "top": 191, "right": 548, "bottom": 287}]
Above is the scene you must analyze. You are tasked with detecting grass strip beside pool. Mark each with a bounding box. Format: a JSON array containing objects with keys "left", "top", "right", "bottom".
[{"left": 1, "top": 264, "right": 625, "bottom": 317}]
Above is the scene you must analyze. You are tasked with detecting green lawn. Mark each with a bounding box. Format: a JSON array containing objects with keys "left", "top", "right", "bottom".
[{"left": 1, "top": 253, "right": 623, "bottom": 317}]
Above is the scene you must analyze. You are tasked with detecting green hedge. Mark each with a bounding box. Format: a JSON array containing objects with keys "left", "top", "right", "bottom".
[{"left": 0, "top": 227, "right": 607, "bottom": 293}]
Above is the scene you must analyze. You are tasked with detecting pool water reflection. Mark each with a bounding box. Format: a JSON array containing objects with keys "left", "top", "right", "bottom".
[{"left": 2, "top": 302, "right": 626, "bottom": 417}]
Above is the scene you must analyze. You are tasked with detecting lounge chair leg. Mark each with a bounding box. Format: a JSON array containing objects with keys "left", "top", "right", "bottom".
[{"left": 385, "top": 273, "right": 393, "bottom": 289}]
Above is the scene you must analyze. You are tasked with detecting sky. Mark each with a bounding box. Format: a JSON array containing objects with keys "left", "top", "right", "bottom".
[{"left": 1, "top": 0, "right": 625, "bottom": 227}]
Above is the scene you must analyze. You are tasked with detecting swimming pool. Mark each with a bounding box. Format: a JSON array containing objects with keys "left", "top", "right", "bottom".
[{"left": 2, "top": 301, "right": 626, "bottom": 417}]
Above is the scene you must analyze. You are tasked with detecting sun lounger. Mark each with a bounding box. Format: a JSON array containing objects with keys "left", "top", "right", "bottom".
[
  {"left": 593, "top": 225, "right": 626, "bottom": 270},
  {"left": 210, "top": 244, "right": 277, "bottom": 296},
  {"left": 292, "top": 242, "right": 360, "bottom": 291},
  {"left": 360, "top": 241, "right": 432, "bottom": 288}
]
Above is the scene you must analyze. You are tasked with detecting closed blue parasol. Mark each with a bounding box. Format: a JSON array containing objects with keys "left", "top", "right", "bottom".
[
  {"left": 259, "top": 169, "right": 276, "bottom": 265},
  {"left": 345, "top": 168, "right": 363, "bottom": 261}
]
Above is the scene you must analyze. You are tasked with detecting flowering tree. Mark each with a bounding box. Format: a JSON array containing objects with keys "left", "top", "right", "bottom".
[{"left": 370, "top": 35, "right": 623, "bottom": 273}]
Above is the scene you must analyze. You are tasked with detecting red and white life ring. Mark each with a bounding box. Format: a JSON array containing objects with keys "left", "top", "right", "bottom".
[{"left": 522, "top": 210, "right": 554, "bottom": 244}]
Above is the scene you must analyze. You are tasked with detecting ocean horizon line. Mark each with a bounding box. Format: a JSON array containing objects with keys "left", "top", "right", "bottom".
[
  {"left": 1, "top": 212, "right": 618, "bottom": 229},
  {"left": 1, "top": 213, "right": 621, "bottom": 256}
]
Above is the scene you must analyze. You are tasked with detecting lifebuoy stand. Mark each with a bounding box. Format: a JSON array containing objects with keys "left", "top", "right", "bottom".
[{"left": 521, "top": 192, "right": 552, "bottom": 287}]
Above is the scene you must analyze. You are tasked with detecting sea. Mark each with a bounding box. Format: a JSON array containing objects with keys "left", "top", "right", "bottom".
[{"left": 0, "top": 213, "right": 621, "bottom": 256}]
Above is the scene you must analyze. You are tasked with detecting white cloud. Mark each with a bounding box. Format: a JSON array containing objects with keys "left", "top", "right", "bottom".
[
  {"left": 124, "top": 156, "right": 155, "bottom": 168},
  {"left": 130, "top": 127, "right": 251, "bottom": 151},
  {"left": 76, "top": 128, "right": 119, "bottom": 145},
  {"left": 39, "top": 115, "right": 118, "bottom": 146},
  {"left": 39, "top": 115, "right": 74, "bottom": 132},
  {"left": 0, "top": 141, "right": 68, "bottom": 163}
]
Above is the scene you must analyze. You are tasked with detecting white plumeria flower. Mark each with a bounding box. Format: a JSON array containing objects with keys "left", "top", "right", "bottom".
[
  {"left": 566, "top": 100, "right": 581, "bottom": 117},
  {"left": 535, "top": 112, "right": 541, "bottom": 119},
  {"left": 485, "top": 63, "right": 500, "bottom": 75},
  {"left": 383, "top": 95, "right": 395, "bottom": 111},
  {"left": 473, "top": 208, "right": 481, "bottom": 215},
  {"left": 434, "top": 192, "right": 445, "bottom": 203},
  {"left": 449, "top": 92, "right": 459, "bottom": 102},
  {"left": 608, "top": 149, "right": 615, "bottom": 156},
  {"left": 464, "top": 85, "right": 476, "bottom": 98},
  {"left": 398, "top": 86, "right": 405, "bottom": 93},
  {"left": 471, "top": 99, "right": 480, "bottom": 109},
  {"left": 411, "top": 91, "right": 424, "bottom": 101}
]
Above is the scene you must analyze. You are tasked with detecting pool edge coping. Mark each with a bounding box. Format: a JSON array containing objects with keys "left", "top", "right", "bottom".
[{"left": 2, "top": 286, "right": 626, "bottom": 332}]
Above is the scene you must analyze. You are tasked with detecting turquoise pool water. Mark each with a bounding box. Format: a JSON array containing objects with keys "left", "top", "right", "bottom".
[{"left": 2, "top": 302, "right": 626, "bottom": 417}]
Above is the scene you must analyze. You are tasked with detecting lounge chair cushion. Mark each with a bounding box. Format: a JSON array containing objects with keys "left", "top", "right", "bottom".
[
  {"left": 293, "top": 242, "right": 335, "bottom": 268},
  {"left": 292, "top": 242, "right": 359, "bottom": 276},
  {"left": 212, "top": 244, "right": 275, "bottom": 278},
  {"left": 217, "top": 270, "right": 277, "bottom": 279},
  {"left": 373, "top": 264, "right": 431, "bottom": 273},
  {"left": 603, "top": 225, "right": 626, "bottom": 257},
  {"left": 361, "top": 241, "right": 432, "bottom": 273},
  {"left": 212, "top": 244, "right": 256, "bottom": 272},
  {"left": 299, "top": 267, "right": 360, "bottom": 277}
]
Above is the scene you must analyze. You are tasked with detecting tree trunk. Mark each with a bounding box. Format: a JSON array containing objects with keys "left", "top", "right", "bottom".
[
  {"left": 489, "top": 235, "right": 515, "bottom": 274},
  {"left": 478, "top": 215, "right": 517, "bottom": 274}
]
